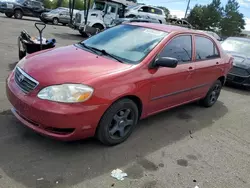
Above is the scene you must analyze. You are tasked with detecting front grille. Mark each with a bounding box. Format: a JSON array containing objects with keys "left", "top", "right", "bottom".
[
  {"left": 0, "top": 3, "right": 7, "bottom": 8},
  {"left": 230, "top": 66, "right": 249, "bottom": 77},
  {"left": 14, "top": 67, "right": 39, "bottom": 93},
  {"left": 75, "top": 13, "right": 81, "bottom": 24}
]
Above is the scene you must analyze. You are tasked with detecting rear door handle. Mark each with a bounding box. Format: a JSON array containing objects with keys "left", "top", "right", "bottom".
[
  {"left": 188, "top": 66, "right": 193, "bottom": 70},
  {"left": 216, "top": 62, "right": 219, "bottom": 65}
]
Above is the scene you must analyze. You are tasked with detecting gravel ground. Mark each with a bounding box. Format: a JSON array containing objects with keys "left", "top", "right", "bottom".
[{"left": 0, "top": 14, "right": 250, "bottom": 188}]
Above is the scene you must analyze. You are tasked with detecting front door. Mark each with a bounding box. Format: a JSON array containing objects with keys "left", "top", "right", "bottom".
[
  {"left": 191, "top": 35, "right": 222, "bottom": 99},
  {"left": 103, "top": 3, "right": 118, "bottom": 26},
  {"left": 22, "top": 0, "right": 33, "bottom": 16},
  {"left": 148, "top": 35, "right": 196, "bottom": 115}
]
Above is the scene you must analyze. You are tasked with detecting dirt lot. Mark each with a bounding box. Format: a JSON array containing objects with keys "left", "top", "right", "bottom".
[{"left": 0, "top": 15, "right": 250, "bottom": 188}]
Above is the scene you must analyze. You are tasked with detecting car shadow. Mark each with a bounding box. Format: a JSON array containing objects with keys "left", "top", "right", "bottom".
[
  {"left": 0, "top": 101, "right": 228, "bottom": 188},
  {"left": 52, "top": 33, "right": 86, "bottom": 41},
  {"left": 0, "top": 15, "right": 41, "bottom": 22}
]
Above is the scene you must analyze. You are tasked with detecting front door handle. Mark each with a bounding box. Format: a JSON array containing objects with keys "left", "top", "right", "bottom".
[
  {"left": 216, "top": 62, "right": 219, "bottom": 65},
  {"left": 188, "top": 66, "right": 193, "bottom": 70}
]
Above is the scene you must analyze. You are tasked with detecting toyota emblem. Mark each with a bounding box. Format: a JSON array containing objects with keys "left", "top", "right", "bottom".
[{"left": 18, "top": 74, "right": 25, "bottom": 82}]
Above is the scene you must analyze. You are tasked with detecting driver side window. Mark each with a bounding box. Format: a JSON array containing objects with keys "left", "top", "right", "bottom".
[{"left": 159, "top": 35, "right": 192, "bottom": 64}]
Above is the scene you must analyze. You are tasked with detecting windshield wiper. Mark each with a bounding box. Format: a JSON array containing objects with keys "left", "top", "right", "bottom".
[
  {"left": 89, "top": 47, "right": 124, "bottom": 63},
  {"left": 79, "top": 42, "right": 98, "bottom": 54}
]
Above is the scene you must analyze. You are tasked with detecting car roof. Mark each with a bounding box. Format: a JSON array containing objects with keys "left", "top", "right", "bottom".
[{"left": 128, "top": 23, "right": 205, "bottom": 34}]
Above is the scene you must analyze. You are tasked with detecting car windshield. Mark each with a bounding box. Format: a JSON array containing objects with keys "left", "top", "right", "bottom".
[
  {"left": 221, "top": 38, "right": 250, "bottom": 54},
  {"left": 81, "top": 24, "right": 168, "bottom": 64},
  {"left": 50, "top": 9, "right": 60, "bottom": 13},
  {"left": 93, "top": 1, "right": 105, "bottom": 11}
]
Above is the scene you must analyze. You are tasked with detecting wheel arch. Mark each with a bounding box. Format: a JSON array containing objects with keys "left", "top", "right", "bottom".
[
  {"left": 218, "top": 76, "right": 226, "bottom": 86},
  {"left": 14, "top": 8, "right": 23, "bottom": 13},
  {"left": 92, "top": 23, "right": 105, "bottom": 30}
]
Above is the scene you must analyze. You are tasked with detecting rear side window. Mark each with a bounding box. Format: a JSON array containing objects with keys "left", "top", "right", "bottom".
[
  {"left": 154, "top": 8, "right": 163, "bottom": 15},
  {"left": 195, "top": 36, "right": 219, "bottom": 60},
  {"left": 159, "top": 35, "right": 192, "bottom": 63}
]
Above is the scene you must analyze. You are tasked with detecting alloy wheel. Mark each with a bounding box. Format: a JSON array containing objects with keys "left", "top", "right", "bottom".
[
  {"left": 209, "top": 83, "right": 221, "bottom": 104},
  {"left": 108, "top": 109, "right": 134, "bottom": 139}
]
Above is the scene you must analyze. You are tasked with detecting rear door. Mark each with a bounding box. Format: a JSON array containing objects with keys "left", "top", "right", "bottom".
[
  {"left": 59, "top": 10, "right": 70, "bottom": 24},
  {"left": 148, "top": 35, "right": 196, "bottom": 114},
  {"left": 191, "top": 35, "right": 222, "bottom": 99}
]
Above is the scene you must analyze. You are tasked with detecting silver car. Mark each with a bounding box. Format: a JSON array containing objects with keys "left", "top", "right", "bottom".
[
  {"left": 125, "top": 5, "right": 166, "bottom": 24},
  {"left": 40, "top": 8, "right": 79, "bottom": 25}
]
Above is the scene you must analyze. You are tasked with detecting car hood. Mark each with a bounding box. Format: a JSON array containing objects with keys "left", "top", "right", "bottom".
[
  {"left": 17, "top": 45, "right": 132, "bottom": 86},
  {"left": 225, "top": 51, "right": 250, "bottom": 69}
]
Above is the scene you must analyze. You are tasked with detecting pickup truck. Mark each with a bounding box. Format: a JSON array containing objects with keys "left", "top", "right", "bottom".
[{"left": 0, "top": 0, "right": 48, "bottom": 19}]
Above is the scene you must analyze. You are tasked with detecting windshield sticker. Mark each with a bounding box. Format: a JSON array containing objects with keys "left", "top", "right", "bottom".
[{"left": 143, "top": 29, "right": 165, "bottom": 36}]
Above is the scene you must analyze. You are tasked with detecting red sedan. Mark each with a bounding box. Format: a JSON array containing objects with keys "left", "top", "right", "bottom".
[{"left": 6, "top": 23, "right": 233, "bottom": 145}]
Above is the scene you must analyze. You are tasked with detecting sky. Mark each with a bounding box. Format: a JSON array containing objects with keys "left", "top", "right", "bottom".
[{"left": 138, "top": 0, "right": 250, "bottom": 31}]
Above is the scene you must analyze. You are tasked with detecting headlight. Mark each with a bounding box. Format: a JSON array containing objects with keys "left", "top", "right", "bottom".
[
  {"left": 37, "top": 84, "right": 94, "bottom": 103},
  {"left": 6, "top": 3, "right": 14, "bottom": 8}
]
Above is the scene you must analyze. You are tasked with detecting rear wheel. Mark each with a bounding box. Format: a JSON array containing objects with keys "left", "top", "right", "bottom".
[
  {"left": 97, "top": 99, "right": 139, "bottom": 146},
  {"left": 14, "top": 9, "right": 23, "bottom": 19},
  {"left": 5, "top": 12, "right": 13, "bottom": 18},
  {"left": 52, "top": 17, "right": 59, "bottom": 25},
  {"left": 200, "top": 80, "right": 222, "bottom": 107},
  {"left": 62, "top": 23, "right": 67, "bottom": 26}
]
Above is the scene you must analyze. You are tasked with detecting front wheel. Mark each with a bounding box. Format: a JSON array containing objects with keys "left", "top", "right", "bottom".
[
  {"left": 52, "top": 17, "right": 59, "bottom": 25},
  {"left": 14, "top": 9, "right": 23, "bottom": 19},
  {"left": 5, "top": 12, "right": 13, "bottom": 18},
  {"left": 96, "top": 99, "right": 139, "bottom": 146},
  {"left": 200, "top": 80, "right": 222, "bottom": 107}
]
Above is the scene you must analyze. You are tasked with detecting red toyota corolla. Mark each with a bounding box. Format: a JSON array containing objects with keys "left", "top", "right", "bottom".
[{"left": 6, "top": 23, "right": 232, "bottom": 145}]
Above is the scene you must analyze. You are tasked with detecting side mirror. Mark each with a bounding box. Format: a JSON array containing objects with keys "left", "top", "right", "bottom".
[
  {"left": 153, "top": 57, "right": 178, "bottom": 68},
  {"left": 138, "top": 8, "right": 143, "bottom": 12}
]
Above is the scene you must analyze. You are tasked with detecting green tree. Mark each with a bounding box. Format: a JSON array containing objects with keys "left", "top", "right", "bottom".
[
  {"left": 220, "top": 0, "right": 245, "bottom": 36},
  {"left": 203, "top": 0, "right": 223, "bottom": 30},
  {"left": 188, "top": 0, "right": 223, "bottom": 30},
  {"left": 187, "top": 5, "right": 206, "bottom": 29}
]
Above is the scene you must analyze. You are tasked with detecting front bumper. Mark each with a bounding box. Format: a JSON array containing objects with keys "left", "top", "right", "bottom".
[
  {"left": 69, "top": 22, "right": 80, "bottom": 30},
  {"left": 6, "top": 72, "right": 108, "bottom": 141},
  {"left": 39, "top": 15, "right": 52, "bottom": 22},
  {"left": 226, "top": 73, "right": 250, "bottom": 87},
  {"left": 0, "top": 7, "right": 13, "bottom": 14}
]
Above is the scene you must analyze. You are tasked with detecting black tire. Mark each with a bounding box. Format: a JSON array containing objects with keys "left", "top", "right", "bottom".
[
  {"left": 14, "top": 9, "right": 23, "bottom": 19},
  {"left": 97, "top": 99, "right": 139, "bottom": 146},
  {"left": 200, "top": 80, "right": 222, "bottom": 107},
  {"left": 52, "top": 17, "right": 59, "bottom": 25},
  {"left": 92, "top": 24, "right": 104, "bottom": 32},
  {"left": 62, "top": 23, "right": 67, "bottom": 26},
  {"left": 79, "top": 30, "right": 89, "bottom": 38},
  {"left": 5, "top": 12, "right": 13, "bottom": 18}
]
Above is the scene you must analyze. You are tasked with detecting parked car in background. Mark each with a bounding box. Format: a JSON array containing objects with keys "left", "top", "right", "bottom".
[
  {"left": 0, "top": 0, "right": 47, "bottom": 19},
  {"left": 167, "top": 18, "right": 193, "bottom": 29},
  {"left": 40, "top": 8, "right": 79, "bottom": 25},
  {"left": 221, "top": 37, "right": 250, "bottom": 88},
  {"left": 125, "top": 5, "right": 166, "bottom": 23},
  {"left": 7, "top": 23, "right": 232, "bottom": 145},
  {"left": 197, "top": 30, "right": 221, "bottom": 41},
  {"left": 110, "top": 15, "right": 160, "bottom": 27}
]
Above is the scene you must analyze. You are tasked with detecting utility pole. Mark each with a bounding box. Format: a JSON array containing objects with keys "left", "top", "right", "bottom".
[{"left": 184, "top": 0, "right": 191, "bottom": 18}]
